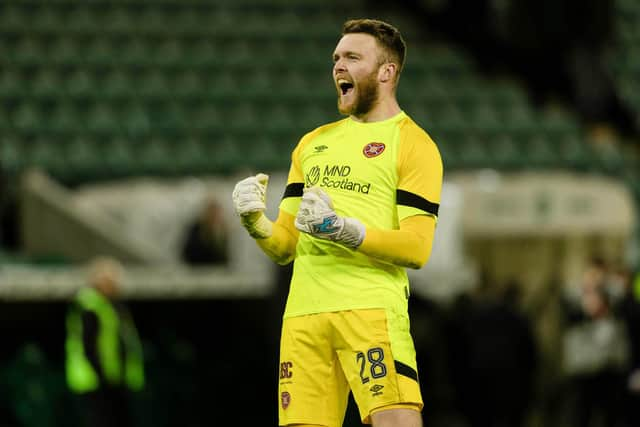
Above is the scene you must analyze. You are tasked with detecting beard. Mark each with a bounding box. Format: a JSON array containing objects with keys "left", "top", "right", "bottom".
[{"left": 337, "top": 70, "right": 380, "bottom": 117}]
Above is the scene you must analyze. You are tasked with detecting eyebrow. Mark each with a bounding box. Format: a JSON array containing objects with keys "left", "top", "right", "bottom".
[{"left": 332, "top": 50, "right": 361, "bottom": 60}]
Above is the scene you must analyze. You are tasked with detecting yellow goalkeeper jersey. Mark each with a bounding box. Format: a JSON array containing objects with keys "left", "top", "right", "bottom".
[{"left": 279, "top": 111, "right": 443, "bottom": 318}]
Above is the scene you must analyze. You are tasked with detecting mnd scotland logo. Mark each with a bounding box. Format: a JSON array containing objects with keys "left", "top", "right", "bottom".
[{"left": 306, "top": 164, "right": 371, "bottom": 194}]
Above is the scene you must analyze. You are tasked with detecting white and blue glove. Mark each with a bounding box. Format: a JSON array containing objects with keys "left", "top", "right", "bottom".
[
  {"left": 294, "top": 187, "right": 365, "bottom": 249},
  {"left": 232, "top": 173, "right": 272, "bottom": 238}
]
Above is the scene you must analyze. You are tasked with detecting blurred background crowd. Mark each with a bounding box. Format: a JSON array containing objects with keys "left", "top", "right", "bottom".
[{"left": 1, "top": 0, "right": 640, "bottom": 426}]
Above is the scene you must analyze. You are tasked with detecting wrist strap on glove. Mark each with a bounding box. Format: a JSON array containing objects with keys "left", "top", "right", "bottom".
[{"left": 241, "top": 212, "right": 273, "bottom": 239}]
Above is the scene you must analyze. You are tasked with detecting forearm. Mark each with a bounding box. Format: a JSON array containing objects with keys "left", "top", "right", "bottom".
[
  {"left": 254, "top": 211, "right": 299, "bottom": 265},
  {"left": 358, "top": 215, "right": 436, "bottom": 269}
]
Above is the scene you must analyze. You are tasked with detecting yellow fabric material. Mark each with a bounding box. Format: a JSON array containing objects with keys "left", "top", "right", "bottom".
[
  {"left": 278, "top": 309, "right": 422, "bottom": 427},
  {"left": 255, "top": 211, "right": 299, "bottom": 265},
  {"left": 369, "top": 402, "right": 423, "bottom": 418},
  {"left": 276, "top": 111, "right": 442, "bottom": 318},
  {"left": 359, "top": 215, "right": 436, "bottom": 269},
  {"left": 396, "top": 121, "right": 443, "bottom": 219}
]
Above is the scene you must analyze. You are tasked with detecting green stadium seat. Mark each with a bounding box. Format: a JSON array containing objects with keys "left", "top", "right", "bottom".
[
  {"left": 173, "top": 9, "right": 203, "bottom": 36},
  {"left": 409, "top": 74, "right": 449, "bottom": 102},
  {"left": 1, "top": 5, "right": 29, "bottom": 31},
  {"left": 121, "top": 38, "right": 151, "bottom": 67},
  {"left": 48, "top": 103, "right": 80, "bottom": 136},
  {"left": 526, "top": 135, "right": 558, "bottom": 169},
  {"left": 242, "top": 70, "right": 274, "bottom": 98},
  {"left": 173, "top": 70, "right": 203, "bottom": 100},
  {"left": 0, "top": 109, "right": 10, "bottom": 132},
  {"left": 204, "top": 136, "right": 244, "bottom": 174},
  {"left": 12, "top": 104, "right": 42, "bottom": 136},
  {"left": 138, "top": 70, "right": 170, "bottom": 100},
  {"left": 65, "top": 137, "right": 104, "bottom": 180},
  {"left": 226, "top": 104, "right": 260, "bottom": 132},
  {"left": 190, "top": 104, "right": 224, "bottom": 134},
  {"left": 154, "top": 39, "right": 184, "bottom": 67},
  {"left": 102, "top": 6, "right": 136, "bottom": 34},
  {"left": 65, "top": 7, "right": 96, "bottom": 35},
  {"left": 13, "top": 37, "right": 45, "bottom": 66},
  {"left": 28, "top": 137, "right": 66, "bottom": 175},
  {"left": 153, "top": 101, "right": 188, "bottom": 136},
  {"left": 468, "top": 103, "right": 502, "bottom": 136},
  {"left": 206, "top": 72, "right": 240, "bottom": 99},
  {"left": 457, "top": 135, "right": 490, "bottom": 169},
  {"left": 436, "top": 103, "right": 466, "bottom": 133},
  {"left": 85, "top": 37, "right": 117, "bottom": 66},
  {"left": 539, "top": 110, "right": 581, "bottom": 138},
  {"left": 121, "top": 103, "right": 152, "bottom": 138},
  {"left": 502, "top": 104, "right": 538, "bottom": 136},
  {"left": 138, "top": 137, "right": 176, "bottom": 175},
  {"left": 48, "top": 37, "right": 81, "bottom": 66},
  {"left": 141, "top": 8, "right": 172, "bottom": 34},
  {"left": 297, "top": 105, "right": 336, "bottom": 131},
  {"left": 186, "top": 39, "right": 217, "bottom": 68},
  {"left": 243, "top": 135, "right": 287, "bottom": 171},
  {"left": 0, "top": 136, "right": 23, "bottom": 174},
  {"left": 101, "top": 69, "right": 133, "bottom": 101},
  {"left": 33, "top": 6, "right": 64, "bottom": 33},
  {"left": 87, "top": 103, "right": 120, "bottom": 136},
  {"left": 264, "top": 105, "right": 296, "bottom": 132},
  {"left": 0, "top": 69, "right": 24, "bottom": 99},
  {"left": 66, "top": 70, "right": 95, "bottom": 100},
  {"left": 31, "top": 70, "right": 64, "bottom": 99},
  {"left": 174, "top": 137, "right": 211, "bottom": 174},
  {"left": 491, "top": 82, "right": 528, "bottom": 110},
  {"left": 490, "top": 134, "right": 522, "bottom": 170},
  {"left": 558, "top": 134, "right": 593, "bottom": 171},
  {"left": 103, "top": 137, "right": 137, "bottom": 177}
]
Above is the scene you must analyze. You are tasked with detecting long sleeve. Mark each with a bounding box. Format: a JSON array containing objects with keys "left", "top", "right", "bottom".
[{"left": 359, "top": 214, "right": 436, "bottom": 269}]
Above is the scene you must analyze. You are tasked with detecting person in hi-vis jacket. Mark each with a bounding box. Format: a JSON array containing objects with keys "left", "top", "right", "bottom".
[{"left": 66, "top": 256, "right": 144, "bottom": 427}]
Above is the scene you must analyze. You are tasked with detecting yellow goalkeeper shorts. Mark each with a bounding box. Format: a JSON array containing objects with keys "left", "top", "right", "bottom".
[{"left": 277, "top": 308, "right": 423, "bottom": 426}]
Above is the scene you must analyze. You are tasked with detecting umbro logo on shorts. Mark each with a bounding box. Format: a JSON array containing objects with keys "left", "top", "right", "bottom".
[{"left": 370, "top": 384, "right": 384, "bottom": 397}]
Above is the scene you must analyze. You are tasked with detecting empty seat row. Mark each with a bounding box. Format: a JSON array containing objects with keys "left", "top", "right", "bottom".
[{"left": 0, "top": 4, "right": 343, "bottom": 39}]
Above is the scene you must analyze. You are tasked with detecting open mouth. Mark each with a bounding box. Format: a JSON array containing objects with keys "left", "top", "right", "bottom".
[{"left": 338, "top": 79, "right": 354, "bottom": 95}]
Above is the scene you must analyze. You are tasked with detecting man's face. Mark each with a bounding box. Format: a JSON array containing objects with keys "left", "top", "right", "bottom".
[{"left": 332, "top": 33, "right": 382, "bottom": 117}]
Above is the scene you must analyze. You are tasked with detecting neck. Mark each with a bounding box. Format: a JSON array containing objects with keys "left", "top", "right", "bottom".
[{"left": 351, "top": 95, "right": 401, "bottom": 123}]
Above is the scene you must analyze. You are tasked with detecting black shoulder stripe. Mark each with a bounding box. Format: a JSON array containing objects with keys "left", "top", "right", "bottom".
[
  {"left": 396, "top": 189, "right": 439, "bottom": 216},
  {"left": 282, "top": 183, "right": 304, "bottom": 199},
  {"left": 394, "top": 360, "right": 419, "bottom": 382}
]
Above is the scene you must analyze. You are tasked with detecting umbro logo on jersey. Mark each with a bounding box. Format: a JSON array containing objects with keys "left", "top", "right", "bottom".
[
  {"left": 363, "top": 142, "right": 385, "bottom": 158},
  {"left": 314, "top": 145, "right": 328, "bottom": 153}
]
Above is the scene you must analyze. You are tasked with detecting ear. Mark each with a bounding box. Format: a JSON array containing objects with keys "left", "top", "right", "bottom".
[{"left": 378, "top": 62, "right": 397, "bottom": 84}]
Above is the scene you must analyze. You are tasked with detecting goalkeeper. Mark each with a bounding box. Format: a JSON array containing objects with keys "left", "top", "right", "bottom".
[{"left": 232, "top": 19, "right": 442, "bottom": 427}]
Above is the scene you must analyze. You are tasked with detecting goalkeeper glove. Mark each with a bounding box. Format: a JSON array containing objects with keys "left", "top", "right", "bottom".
[
  {"left": 232, "top": 173, "right": 272, "bottom": 239},
  {"left": 294, "top": 187, "right": 365, "bottom": 249}
]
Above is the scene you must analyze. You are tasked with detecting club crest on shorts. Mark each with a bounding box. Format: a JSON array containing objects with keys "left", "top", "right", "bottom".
[
  {"left": 363, "top": 142, "right": 385, "bottom": 158},
  {"left": 281, "top": 391, "right": 291, "bottom": 409}
]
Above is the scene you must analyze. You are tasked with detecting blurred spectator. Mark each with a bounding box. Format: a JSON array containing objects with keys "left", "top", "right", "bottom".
[
  {"left": 181, "top": 197, "right": 229, "bottom": 266},
  {"left": 65, "top": 257, "right": 144, "bottom": 427},
  {"left": 562, "top": 257, "right": 629, "bottom": 427},
  {"left": 448, "top": 277, "right": 537, "bottom": 427},
  {"left": 417, "top": 0, "right": 637, "bottom": 135}
]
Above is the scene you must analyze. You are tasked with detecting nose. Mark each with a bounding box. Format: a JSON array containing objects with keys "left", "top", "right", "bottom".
[{"left": 333, "top": 59, "right": 346, "bottom": 74}]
